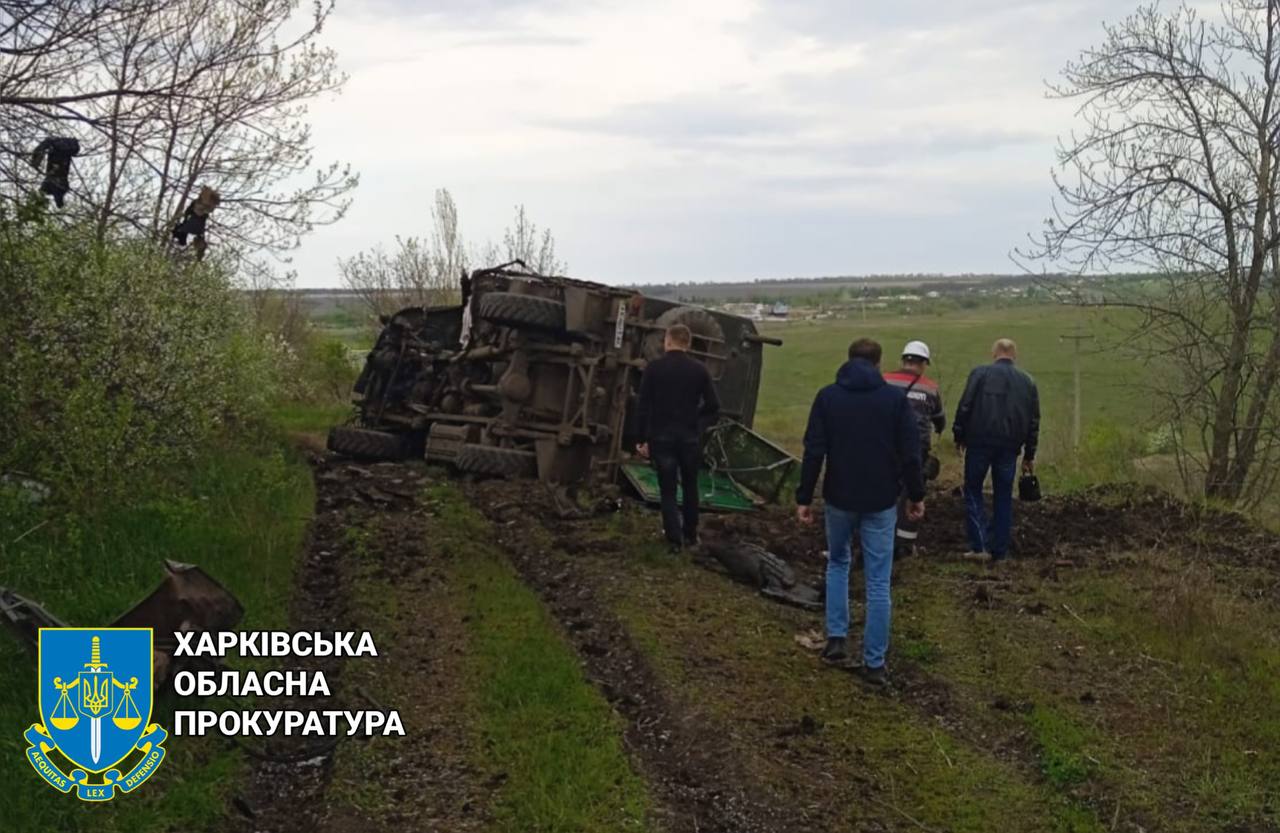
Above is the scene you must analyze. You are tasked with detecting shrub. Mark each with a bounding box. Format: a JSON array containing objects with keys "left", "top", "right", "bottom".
[
  {"left": 300, "top": 336, "right": 360, "bottom": 403},
  {"left": 0, "top": 209, "right": 284, "bottom": 506}
]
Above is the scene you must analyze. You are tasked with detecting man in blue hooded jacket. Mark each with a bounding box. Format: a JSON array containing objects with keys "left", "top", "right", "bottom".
[{"left": 796, "top": 338, "right": 926, "bottom": 686}]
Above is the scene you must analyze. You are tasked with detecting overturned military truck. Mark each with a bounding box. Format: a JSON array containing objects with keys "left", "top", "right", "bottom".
[{"left": 328, "top": 262, "right": 796, "bottom": 503}]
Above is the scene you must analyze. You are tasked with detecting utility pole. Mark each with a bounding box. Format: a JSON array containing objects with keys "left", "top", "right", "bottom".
[{"left": 1060, "top": 325, "right": 1094, "bottom": 452}]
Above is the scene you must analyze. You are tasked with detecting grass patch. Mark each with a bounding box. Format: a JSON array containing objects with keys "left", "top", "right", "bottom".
[
  {"left": 899, "top": 637, "right": 941, "bottom": 665},
  {"left": 0, "top": 438, "right": 313, "bottom": 833},
  {"left": 427, "top": 485, "right": 653, "bottom": 833},
  {"left": 1027, "top": 705, "right": 1100, "bottom": 787},
  {"left": 272, "top": 401, "right": 353, "bottom": 434},
  {"left": 1047, "top": 569, "right": 1280, "bottom": 828}
]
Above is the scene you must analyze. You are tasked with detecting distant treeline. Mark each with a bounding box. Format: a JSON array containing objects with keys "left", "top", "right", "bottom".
[{"left": 627, "top": 273, "right": 1148, "bottom": 303}]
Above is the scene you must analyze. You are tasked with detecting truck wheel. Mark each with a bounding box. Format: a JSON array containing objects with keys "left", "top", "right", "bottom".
[
  {"left": 644, "top": 306, "right": 726, "bottom": 361},
  {"left": 454, "top": 444, "right": 538, "bottom": 478},
  {"left": 476, "top": 292, "right": 566, "bottom": 332},
  {"left": 327, "top": 427, "right": 408, "bottom": 460}
]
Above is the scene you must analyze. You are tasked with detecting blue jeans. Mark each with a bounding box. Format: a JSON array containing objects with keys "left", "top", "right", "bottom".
[
  {"left": 963, "top": 444, "right": 1018, "bottom": 558},
  {"left": 824, "top": 504, "right": 897, "bottom": 669}
]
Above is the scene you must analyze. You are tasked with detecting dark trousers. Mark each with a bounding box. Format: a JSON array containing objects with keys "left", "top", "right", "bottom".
[
  {"left": 963, "top": 444, "right": 1018, "bottom": 559},
  {"left": 896, "top": 454, "right": 939, "bottom": 552},
  {"left": 652, "top": 439, "right": 700, "bottom": 545}
]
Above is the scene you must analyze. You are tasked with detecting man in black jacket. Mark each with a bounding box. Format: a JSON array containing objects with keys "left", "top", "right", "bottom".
[
  {"left": 953, "top": 338, "right": 1040, "bottom": 563},
  {"left": 796, "top": 338, "right": 925, "bottom": 686},
  {"left": 636, "top": 324, "right": 720, "bottom": 553}
]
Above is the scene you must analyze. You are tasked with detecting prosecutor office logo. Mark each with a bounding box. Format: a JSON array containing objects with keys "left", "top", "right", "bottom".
[{"left": 24, "top": 628, "right": 168, "bottom": 801}]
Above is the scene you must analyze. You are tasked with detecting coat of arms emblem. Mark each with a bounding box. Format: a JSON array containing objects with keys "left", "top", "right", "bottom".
[{"left": 24, "top": 628, "right": 167, "bottom": 801}]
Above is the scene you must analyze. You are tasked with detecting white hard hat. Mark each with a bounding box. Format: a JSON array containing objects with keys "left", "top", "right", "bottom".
[{"left": 902, "top": 340, "right": 931, "bottom": 362}]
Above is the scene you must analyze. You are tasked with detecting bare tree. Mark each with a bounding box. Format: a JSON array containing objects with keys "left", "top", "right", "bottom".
[
  {"left": 481, "top": 203, "right": 567, "bottom": 275},
  {"left": 339, "top": 188, "right": 468, "bottom": 318},
  {"left": 1020, "top": 0, "right": 1280, "bottom": 506},
  {"left": 0, "top": 0, "right": 356, "bottom": 259}
]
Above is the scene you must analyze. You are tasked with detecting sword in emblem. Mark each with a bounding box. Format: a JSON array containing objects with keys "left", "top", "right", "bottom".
[{"left": 84, "top": 636, "right": 109, "bottom": 765}]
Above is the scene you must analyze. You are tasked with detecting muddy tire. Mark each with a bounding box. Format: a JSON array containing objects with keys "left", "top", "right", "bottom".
[
  {"left": 454, "top": 444, "right": 538, "bottom": 478},
  {"left": 476, "top": 292, "right": 566, "bottom": 332},
  {"left": 327, "top": 427, "right": 408, "bottom": 460},
  {"left": 644, "top": 306, "right": 727, "bottom": 361}
]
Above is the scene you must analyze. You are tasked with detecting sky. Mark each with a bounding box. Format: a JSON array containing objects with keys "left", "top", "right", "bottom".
[{"left": 295, "top": 0, "right": 1123, "bottom": 287}]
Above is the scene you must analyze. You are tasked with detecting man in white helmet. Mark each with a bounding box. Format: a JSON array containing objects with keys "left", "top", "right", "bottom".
[{"left": 883, "top": 341, "right": 946, "bottom": 556}]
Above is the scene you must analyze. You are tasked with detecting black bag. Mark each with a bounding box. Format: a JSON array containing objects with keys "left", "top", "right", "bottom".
[{"left": 1018, "top": 473, "right": 1042, "bottom": 502}]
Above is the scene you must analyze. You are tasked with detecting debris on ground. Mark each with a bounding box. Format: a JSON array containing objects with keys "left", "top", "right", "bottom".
[
  {"left": 699, "top": 536, "right": 822, "bottom": 610},
  {"left": 0, "top": 560, "right": 242, "bottom": 686},
  {"left": 110, "top": 560, "right": 244, "bottom": 685},
  {"left": 793, "top": 630, "right": 825, "bottom": 652},
  {"left": 0, "top": 472, "right": 52, "bottom": 504},
  {"left": 0, "top": 587, "right": 66, "bottom": 653}
]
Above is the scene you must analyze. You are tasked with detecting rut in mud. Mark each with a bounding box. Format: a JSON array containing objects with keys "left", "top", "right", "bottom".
[
  {"left": 227, "top": 453, "right": 1280, "bottom": 833},
  {"left": 227, "top": 457, "right": 445, "bottom": 833},
  {"left": 466, "top": 479, "right": 808, "bottom": 833}
]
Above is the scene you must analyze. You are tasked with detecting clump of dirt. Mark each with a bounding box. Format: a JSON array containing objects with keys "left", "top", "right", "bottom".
[{"left": 711, "top": 482, "right": 1280, "bottom": 571}]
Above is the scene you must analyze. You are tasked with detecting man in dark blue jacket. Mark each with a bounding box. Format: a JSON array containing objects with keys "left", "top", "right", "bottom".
[
  {"left": 953, "top": 338, "right": 1040, "bottom": 563},
  {"left": 796, "top": 338, "right": 925, "bottom": 686}
]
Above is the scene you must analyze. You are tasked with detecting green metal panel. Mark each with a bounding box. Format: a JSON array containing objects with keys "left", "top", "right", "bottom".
[{"left": 619, "top": 463, "right": 756, "bottom": 513}]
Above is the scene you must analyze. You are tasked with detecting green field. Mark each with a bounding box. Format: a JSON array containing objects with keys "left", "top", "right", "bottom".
[{"left": 755, "top": 305, "right": 1149, "bottom": 487}]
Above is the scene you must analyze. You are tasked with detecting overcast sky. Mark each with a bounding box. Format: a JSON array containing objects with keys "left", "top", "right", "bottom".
[{"left": 295, "top": 0, "right": 1121, "bottom": 287}]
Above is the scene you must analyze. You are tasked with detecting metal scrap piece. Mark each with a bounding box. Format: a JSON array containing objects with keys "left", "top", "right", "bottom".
[
  {"left": 1, "top": 560, "right": 243, "bottom": 689},
  {"left": 0, "top": 588, "right": 68, "bottom": 655},
  {"left": 701, "top": 538, "right": 823, "bottom": 610}
]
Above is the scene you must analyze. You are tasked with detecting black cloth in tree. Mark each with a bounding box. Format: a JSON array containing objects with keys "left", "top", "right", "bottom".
[{"left": 30, "top": 137, "right": 81, "bottom": 208}]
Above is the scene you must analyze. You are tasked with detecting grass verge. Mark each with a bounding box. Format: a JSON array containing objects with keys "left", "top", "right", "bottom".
[
  {"left": 0, "top": 436, "right": 313, "bottom": 833},
  {"left": 431, "top": 485, "right": 653, "bottom": 833}
]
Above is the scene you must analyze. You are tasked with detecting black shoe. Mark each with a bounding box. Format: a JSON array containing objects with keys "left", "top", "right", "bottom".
[
  {"left": 820, "top": 637, "right": 849, "bottom": 664},
  {"left": 667, "top": 542, "right": 684, "bottom": 555},
  {"left": 855, "top": 663, "right": 889, "bottom": 688}
]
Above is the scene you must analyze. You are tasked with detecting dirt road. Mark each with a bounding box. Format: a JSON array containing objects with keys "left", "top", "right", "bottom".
[{"left": 227, "top": 457, "right": 1280, "bottom": 833}]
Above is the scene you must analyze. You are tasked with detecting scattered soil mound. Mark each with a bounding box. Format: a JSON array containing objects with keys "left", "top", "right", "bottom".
[{"left": 708, "top": 482, "right": 1280, "bottom": 571}]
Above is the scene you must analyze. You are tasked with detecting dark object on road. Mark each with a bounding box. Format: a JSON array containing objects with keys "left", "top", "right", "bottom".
[
  {"left": 1019, "top": 473, "right": 1042, "bottom": 502},
  {"left": 172, "top": 186, "right": 222, "bottom": 260},
  {"left": 29, "top": 137, "right": 80, "bottom": 208},
  {"left": 334, "top": 261, "right": 785, "bottom": 491},
  {"left": 1, "top": 560, "right": 242, "bottom": 688},
  {"left": 701, "top": 537, "right": 822, "bottom": 610}
]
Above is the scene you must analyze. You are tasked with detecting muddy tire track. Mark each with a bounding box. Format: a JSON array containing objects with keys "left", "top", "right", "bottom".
[
  {"left": 226, "top": 458, "right": 427, "bottom": 833},
  {"left": 467, "top": 480, "right": 806, "bottom": 833}
]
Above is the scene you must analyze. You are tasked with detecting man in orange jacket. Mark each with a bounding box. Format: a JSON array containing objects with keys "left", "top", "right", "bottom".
[{"left": 883, "top": 341, "right": 945, "bottom": 557}]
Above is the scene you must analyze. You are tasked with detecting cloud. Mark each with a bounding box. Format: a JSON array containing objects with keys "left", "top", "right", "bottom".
[{"left": 292, "top": 0, "right": 1119, "bottom": 286}]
